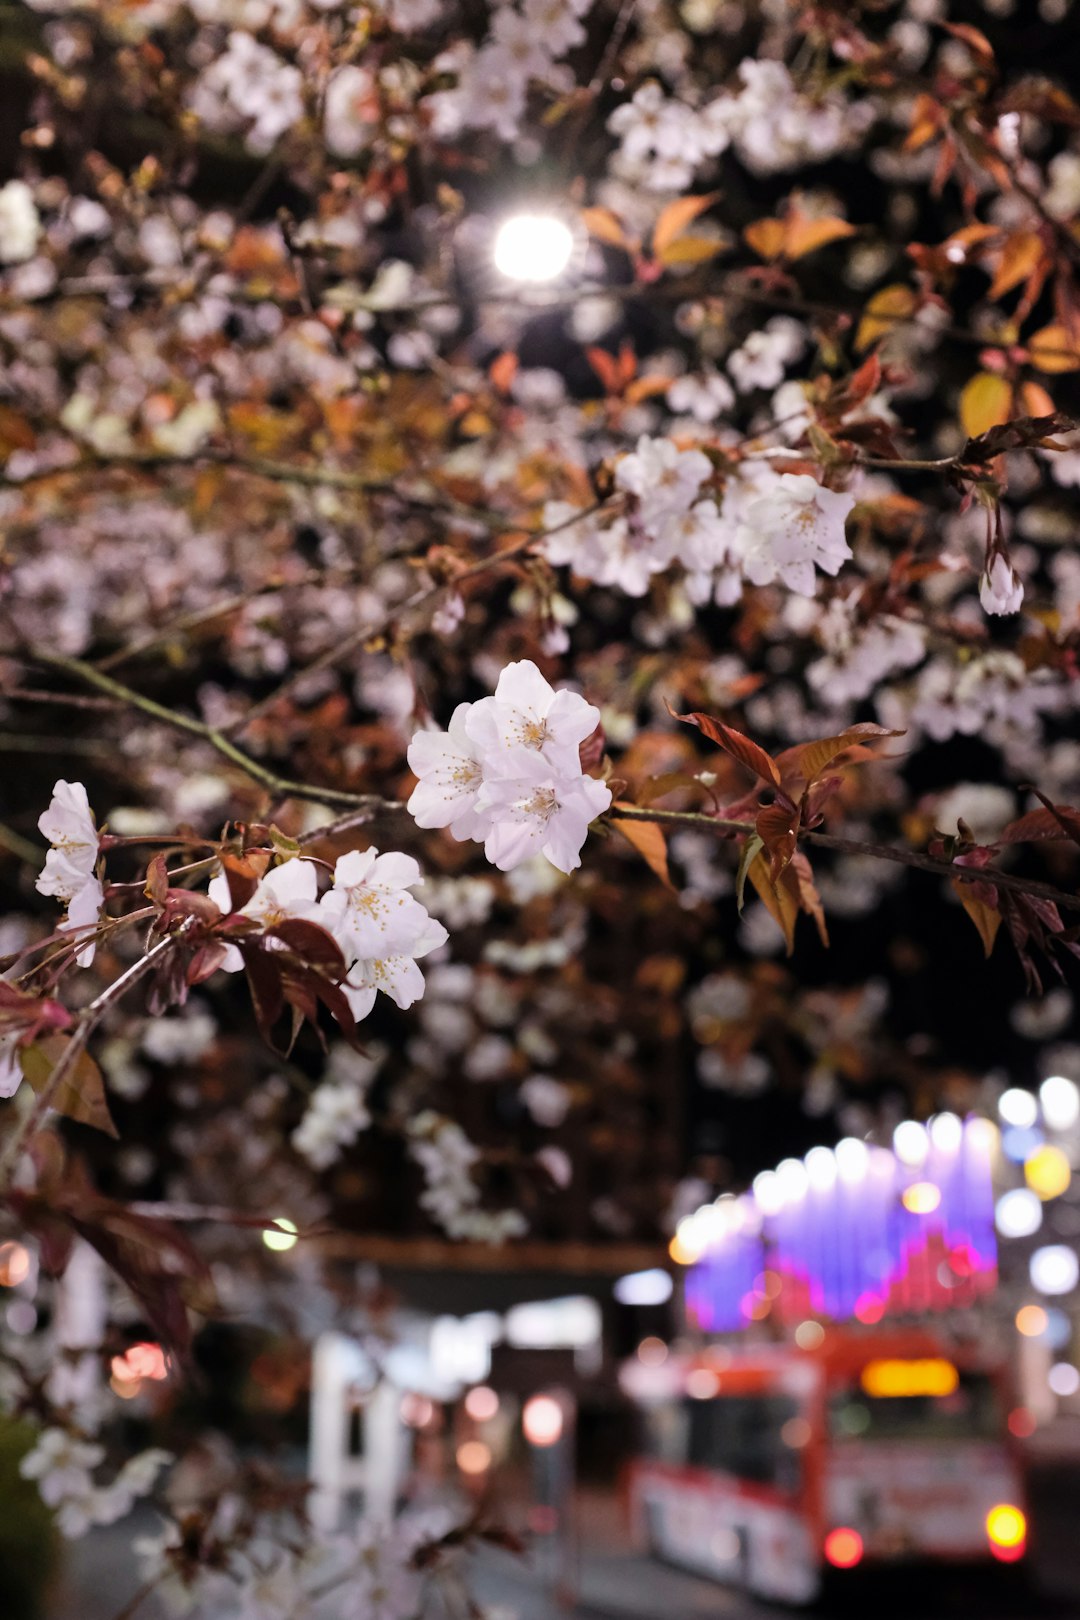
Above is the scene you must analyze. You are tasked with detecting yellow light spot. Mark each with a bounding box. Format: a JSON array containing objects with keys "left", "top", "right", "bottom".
[
  {"left": 901, "top": 1181, "right": 942, "bottom": 1214},
  {"left": 263, "top": 1218, "right": 298, "bottom": 1252},
  {"left": 1025, "top": 1145, "right": 1071, "bottom": 1201},
  {"left": 986, "top": 1504, "right": 1026, "bottom": 1549},
  {"left": 860, "top": 1358, "right": 959, "bottom": 1398}
]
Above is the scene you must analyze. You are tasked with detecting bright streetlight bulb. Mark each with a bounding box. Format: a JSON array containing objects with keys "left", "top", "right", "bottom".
[
  {"left": 1041, "top": 1075, "right": 1080, "bottom": 1132},
  {"left": 493, "top": 214, "right": 575, "bottom": 282}
]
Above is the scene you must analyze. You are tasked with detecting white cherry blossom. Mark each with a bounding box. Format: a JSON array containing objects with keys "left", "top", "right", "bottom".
[
  {"left": 36, "top": 779, "right": 99, "bottom": 903},
  {"left": 740, "top": 472, "right": 855, "bottom": 595},
  {"left": 464, "top": 660, "right": 600, "bottom": 778},
  {"left": 614, "top": 435, "right": 712, "bottom": 533},
  {"left": 238, "top": 859, "right": 321, "bottom": 930},
  {"left": 406, "top": 703, "right": 489, "bottom": 839},
  {"left": 0, "top": 179, "right": 41, "bottom": 265},
  {"left": 343, "top": 916, "right": 449, "bottom": 1021},
  {"left": 319, "top": 848, "right": 430, "bottom": 960},
  {"left": 477, "top": 753, "right": 612, "bottom": 874}
]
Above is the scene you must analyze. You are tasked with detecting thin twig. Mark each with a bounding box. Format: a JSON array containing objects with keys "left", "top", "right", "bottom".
[{"left": 608, "top": 805, "right": 1080, "bottom": 912}]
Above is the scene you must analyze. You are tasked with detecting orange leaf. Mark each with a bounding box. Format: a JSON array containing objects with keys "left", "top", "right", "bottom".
[
  {"left": 756, "top": 802, "right": 800, "bottom": 882},
  {"left": 943, "top": 20, "right": 994, "bottom": 59},
  {"left": 774, "top": 723, "right": 904, "bottom": 790},
  {"left": 20, "top": 1036, "right": 117, "bottom": 1138},
  {"left": 1027, "top": 323, "right": 1080, "bottom": 373},
  {"left": 580, "top": 206, "right": 630, "bottom": 250},
  {"left": 855, "top": 284, "right": 918, "bottom": 351},
  {"left": 1019, "top": 380, "right": 1055, "bottom": 418},
  {"left": 783, "top": 215, "right": 857, "bottom": 261},
  {"left": 489, "top": 350, "right": 518, "bottom": 394},
  {"left": 989, "top": 231, "right": 1045, "bottom": 300},
  {"left": 613, "top": 806, "right": 674, "bottom": 890},
  {"left": 747, "top": 850, "right": 799, "bottom": 954},
  {"left": 952, "top": 880, "right": 1001, "bottom": 958},
  {"left": 960, "top": 372, "right": 1013, "bottom": 437},
  {"left": 653, "top": 193, "right": 719, "bottom": 257},
  {"left": 744, "top": 217, "right": 787, "bottom": 261},
  {"left": 656, "top": 235, "right": 726, "bottom": 267}
]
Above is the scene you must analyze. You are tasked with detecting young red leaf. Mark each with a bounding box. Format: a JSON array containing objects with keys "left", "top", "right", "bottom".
[
  {"left": 774, "top": 724, "right": 904, "bottom": 791},
  {"left": 756, "top": 801, "right": 801, "bottom": 882},
  {"left": 669, "top": 704, "right": 781, "bottom": 786}
]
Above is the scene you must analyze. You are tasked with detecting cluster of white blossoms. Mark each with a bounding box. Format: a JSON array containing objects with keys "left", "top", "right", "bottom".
[
  {"left": 408, "top": 1111, "right": 527, "bottom": 1242},
  {"left": 543, "top": 443, "right": 855, "bottom": 604},
  {"left": 291, "top": 1045, "right": 383, "bottom": 1172},
  {"left": 427, "top": 0, "right": 595, "bottom": 143},
  {"left": 606, "top": 62, "right": 872, "bottom": 190},
  {"left": 35, "top": 780, "right": 105, "bottom": 968},
  {"left": 20, "top": 1429, "right": 171, "bottom": 1539},
  {"left": 407, "top": 660, "right": 611, "bottom": 875},
  {"left": 207, "top": 849, "right": 448, "bottom": 1022},
  {"left": 189, "top": 32, "right": 304, "bottom": 155},
  {"left": 0, "top": 179, "right": 41, "bottom": 265}
]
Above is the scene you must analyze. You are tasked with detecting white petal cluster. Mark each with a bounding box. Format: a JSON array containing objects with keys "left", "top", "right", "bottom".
[
  {"left": 291, "top": 1047, "right": 381, "bottom": 1171},
  {"left": 0, "top": 180, "right": 42, "bottom": 265},
  {"left": 739, "top": 472, "right": 855, "bottom": 596},
  {"left": 607, "top": 80, "right": 730, "bottom": 191},
  {"left": 35, "top": 780, "right": 104, "bottom": 968},
  {"left": 206, "top": 852, "right": 447, "bottom": 1023},
  {"left": 427, "top": 0, "right": 594, "bottom": 143},
  {"left": 20, "top": 1429, "right": 171, "bottom": 1539},
  {"left": 606, "top": 63, "right": 870, "bottom": 190},
  {"left": 408, "top": 1111, "right": 527, "bottom": 1242},
  {"left": 407, "top": 660, "right": 611, "bottom": 875},
  {"left": 189, "top": 32, "right": 304, "bottom": 155},
  {"left": 544, "top": 456, "right": 852, "bottom": 604}
]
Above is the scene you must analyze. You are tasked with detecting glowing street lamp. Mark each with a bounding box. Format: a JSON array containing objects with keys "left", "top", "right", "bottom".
[{"left": 493, "top": 214, "right": 575, "bottom": 283}]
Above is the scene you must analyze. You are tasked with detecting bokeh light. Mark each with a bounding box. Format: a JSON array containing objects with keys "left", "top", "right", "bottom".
[{"left": 493, "top": 214, "right": 575, "bottom": 283}]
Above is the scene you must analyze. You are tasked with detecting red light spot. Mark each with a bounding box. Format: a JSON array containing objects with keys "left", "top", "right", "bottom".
[
  {"left": 854, "top": 1293, "right": 885, "bottom": 1324},
  {"left": 1008, "top": 1407, "right": 1036, "bottom": 1438},
  {"left": 989, "top": 1540, "right": 1025, "bottom": 1564},
  {"left": 824, "top": 1527, "right": 864, "bottom": 1569},
  {"left": 528, "top": 1505, "right": 559, "bottom": 1534}
]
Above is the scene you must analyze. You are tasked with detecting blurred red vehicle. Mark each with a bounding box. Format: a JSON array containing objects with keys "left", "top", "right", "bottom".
[{"left": 624, "top": 1325, "right": 1027, "bottom": 1604}]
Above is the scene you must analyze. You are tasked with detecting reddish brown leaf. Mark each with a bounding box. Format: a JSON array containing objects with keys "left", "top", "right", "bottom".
[
  {"left": 669, "top": 705, "right": 780, "bottom": 786},
  {"left": 756, "top": 801, "right": 800, "bottom": 882},
  {"left": 775, "top": 724, "right": 904, "bottom": 790},
  {"left": 19, "top": 1036, "right": 117, "bottom": 1139}
]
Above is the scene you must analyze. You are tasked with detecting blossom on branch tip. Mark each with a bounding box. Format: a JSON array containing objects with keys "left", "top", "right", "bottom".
[
  {"left": 406, "top": 703, "right": 489, "bottom": 839},
  {"left": 980, "top": 553, "right": 1025, "bottom": 616},
  {"left": 36, "top": 780, "right": 104, "bottom": 966},
  {"left": 343, "top": 916, "right": 450, "bottom": 1021},
  {"left": 407, "top": 661, "right": 611, "bottom": 876}
]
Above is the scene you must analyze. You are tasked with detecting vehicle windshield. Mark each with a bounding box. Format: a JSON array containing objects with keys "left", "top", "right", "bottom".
[{"left": 829, "top": 1371, "right": 1000, "bottom": 1443}]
